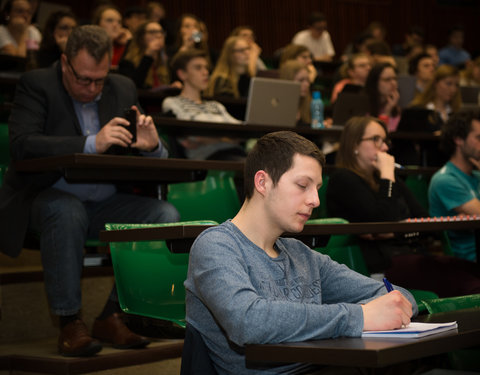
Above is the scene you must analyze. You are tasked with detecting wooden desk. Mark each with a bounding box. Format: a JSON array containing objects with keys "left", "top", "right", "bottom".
[
  {"left": 154, "top": 117, "right": 343, "bottom": 143},
  {"left": 99, "top": 219, "right": 480, "bottom": 254},
  {"left": 14, "top": 153, "right": 243, "bottom": 183},
  {"left": 245, "top": 308, "right": 480, "bottom": 368}
]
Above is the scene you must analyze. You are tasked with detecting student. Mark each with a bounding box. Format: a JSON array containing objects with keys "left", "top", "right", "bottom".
[
  {"left": 410, "top": 64, "right": 462, "bottom": 126},
  {"left": 230, "top": 25, "right": 266, "bottom": 76},
  {"left": 278, "top": 60, "right": 311, "bottom": 126},
  {"left": 365, "top": 62, "right": 401, "bottom": 132},
  {"left": 429, "top": 109, "right": 480, "bottom": 262},
  {"left": 0, "top": 0, "right": 41, "bottom": 57},
  {"left": 162, "top": 49, "right": 245, "bottom": 160},
  {"left": 292, "top": 11, "right": 335, "bottom": 62},
  {"left": 92, "top": 5, "right": 131, "bottom": 68},
  {"left": 327, "top": 116, "right": 480, "bottom": 297},
  {"left": 331, "top": 53, "right": 371, "bottom": 104},
  {"left": 279, "top": 43, "right": 318, "bottom": 84},
  {"left": 36, "top": 10, "right": 77, "bottom": 68},
  {"left": 185, "top": 130, "right": 416, "bottom": 374},
  {"left": 408, "top": 52, "right": 435, "bottom": 94},
  {"left": 118, "top": 21, "right": 172, "bottom": 89},
  {"left": 205, "top": 36, "right": 251, "bottom": 99}
]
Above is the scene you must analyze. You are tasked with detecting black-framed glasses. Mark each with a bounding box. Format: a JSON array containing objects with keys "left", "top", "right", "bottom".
[
  {"left": 67, "top": 59, "right": 106, "bottom": 87},
  {"left": 145, "top": 29, "right": 166, "bottom": 36},
  {"left": 361, "top": 135, "right": 391, "bottom": 148}
]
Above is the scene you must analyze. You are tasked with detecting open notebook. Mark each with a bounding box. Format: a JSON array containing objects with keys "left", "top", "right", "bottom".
[{"left": 362, "top": 321, "right": 457, "bottom": 339}]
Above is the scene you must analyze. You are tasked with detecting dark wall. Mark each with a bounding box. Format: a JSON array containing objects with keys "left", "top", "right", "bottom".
[{"left": 58, "top": 0, "right": 479, "bottom": 58}]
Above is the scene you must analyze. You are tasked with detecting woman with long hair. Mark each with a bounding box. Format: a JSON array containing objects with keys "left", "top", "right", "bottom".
[
  {"left": 460, "top": 56, "right": 480, "bottom": 86},
  {"left": 118, "top": 21, "right": 172, "bottom": 89},
  {"left": 410, "top": 64, "right": 462, "bottom": 125},
  {"left": 365, "top": 62, "right": 401, "bottom": 131},
  {"left": 37, "top": 10, "right": 76, "bottom": 68},
  {"left": 327, "top": 115, "right": 480, "bottom": 297},
  {"left": 92, "top": 5, "right": 131, "bottom": 68},
  {"left": 279, "top": 60, "right": 311, "bottom": 125},
  {"left": 205, "top": 36, "right": 250, "bottom": 98}
]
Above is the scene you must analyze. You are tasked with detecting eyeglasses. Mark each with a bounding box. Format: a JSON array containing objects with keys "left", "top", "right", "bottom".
[
  {"left": 361, "top": 135, "right": 391, "bottom": 148},
  {"left": 67, "top": 59, "right": 106, "bottom": 87},
  {"left": 145, "top": 29, "right": 165, "bottom": 36},
  {"left": 380, "top": 76, "right": 398, "bottom": 83},
  {"left": 233, "top": 47, "right": 250, "bottom": 53}
]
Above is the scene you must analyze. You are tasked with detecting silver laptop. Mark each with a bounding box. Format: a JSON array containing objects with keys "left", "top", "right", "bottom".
[{"left": 244, "top": 77, "right": 300, "bottom": 127}]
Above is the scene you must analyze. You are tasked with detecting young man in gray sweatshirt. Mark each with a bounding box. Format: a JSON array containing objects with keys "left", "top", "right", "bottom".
[{"left": 185, "top": 131, "right": 417, "bottom": 374}]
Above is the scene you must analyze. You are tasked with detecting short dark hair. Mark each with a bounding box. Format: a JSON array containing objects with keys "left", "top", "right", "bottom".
[
  {"left": 170, "top": 48, "right": 208, "bottom": 74},
  {"left": 440, "top": 109, "right": 480, "bottom": 156},
  {"left": 408, "top": 52, "right": 432, "bottom": 75},
  {"left": 244, "top": 131, "right": 325, "bottom": 199},
  {"left": 124, "top": 6, "right": 148, "bottom": 18},
  {"left": 408, "top": 25, "right": 424, "bottom": 38},
  {"left": 309, "top": 12, "right": 326, "bottom": 26},
  {"left": 64, "top": 25, "right": 112, "bottom": 63}
]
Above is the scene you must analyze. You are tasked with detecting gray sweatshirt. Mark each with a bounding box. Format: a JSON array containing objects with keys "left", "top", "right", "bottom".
[{"left": 185, "top": 221, "right": 417, "bottom": 374}]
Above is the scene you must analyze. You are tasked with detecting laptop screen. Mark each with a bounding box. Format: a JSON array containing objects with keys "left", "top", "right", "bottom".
[{"left": 244, "top": 77, "right": 301, "bottom": 127}]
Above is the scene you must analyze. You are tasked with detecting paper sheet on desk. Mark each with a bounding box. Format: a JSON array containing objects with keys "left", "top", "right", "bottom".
[{"left": 362, "top": 321, "right": 458, "bottom": 338}]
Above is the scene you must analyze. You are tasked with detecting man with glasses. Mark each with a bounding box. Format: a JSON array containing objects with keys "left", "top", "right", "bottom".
[
  {"left": 0, "top": 25, "right": 179, "bottom": 356},
  {"left": 292, "top": 12, "right": 335, "bottom": 62}
]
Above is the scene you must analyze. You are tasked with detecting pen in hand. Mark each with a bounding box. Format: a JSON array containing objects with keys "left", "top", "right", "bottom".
[{"left": 383, "top": 277, "right": 394, "bottom": 292}]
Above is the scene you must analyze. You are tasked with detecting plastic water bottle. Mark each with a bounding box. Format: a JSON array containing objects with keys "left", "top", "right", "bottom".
[{"left": 310, "top": 91, "right": 324, "bottom": 129}]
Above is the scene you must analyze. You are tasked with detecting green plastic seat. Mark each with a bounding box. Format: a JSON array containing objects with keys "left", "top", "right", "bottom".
[
  {"left": 421, "top": 293, "right": 480, "bottom": 314},
  {"left": 408, "top": 289, "right": 439, "bottom": 313},
  {"left": 404, "top": 173, "right": 430, "bottom": 211},
  {"left": 421, "top": 294, "right": 480, "bottom": 371},
  {"left": 310, "top": 175, "right": 329, "bottom": 220},
  {"left": 105, "top": 220, "right": 218, "bottom": 328},
  {"left": 167, "top": 170, "right": 240, "bottom": 223},
  {"left": 307, "top": 218, "right": 370, "bottom": 277}
]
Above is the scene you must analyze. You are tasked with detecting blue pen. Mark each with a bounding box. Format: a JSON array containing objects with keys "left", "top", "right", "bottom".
[{"left": 383, "top": 277, "right": 394, "bottom": 292}]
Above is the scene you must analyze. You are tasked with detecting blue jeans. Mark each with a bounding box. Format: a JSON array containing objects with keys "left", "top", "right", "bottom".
[{"left": 29, "top": 188, "right": 180, "bottom": 316}]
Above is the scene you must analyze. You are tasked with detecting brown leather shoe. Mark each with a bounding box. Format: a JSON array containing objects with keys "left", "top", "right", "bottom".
[
  {"left": 92, "top": 313, "right": 150, "bottom": 349},
  {"left": 58, "top": 319, "right": 102, "bottom": 357}
]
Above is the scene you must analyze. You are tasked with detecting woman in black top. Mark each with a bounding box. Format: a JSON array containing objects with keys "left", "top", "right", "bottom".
[
  {"left": 326, "top": 116, "right": 480, "bottom": 297},
  {"left": 37, "top": 10, "right": 76, "bottom": 68}
]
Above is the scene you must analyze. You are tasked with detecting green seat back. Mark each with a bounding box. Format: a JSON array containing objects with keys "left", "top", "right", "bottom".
[
  {"left": 0, "top": 123, "right": 9, "bottom": 164},
  {"left": 421, "top": 293, "right": 480, "bottom": 371},
  {"left": 408, "top": 289, "right": 439, "bottom": 313},
  {"left": 307, "top": 218, "right": 370, "bottom": 276},
  {"left": 404, "top": 174, "right": 429, "bottom": 211},
  {"left": 168, "top": 170, "right": 240, "bottom": 223},
  {"left": 421, "top": 293, "right": 480, "bottom": 314},
  {"left": 310, "top": 175, "right": 329, "bottom": 219},
  {"left": 105, "top": 220, "right": 218, "bottom": 327}
]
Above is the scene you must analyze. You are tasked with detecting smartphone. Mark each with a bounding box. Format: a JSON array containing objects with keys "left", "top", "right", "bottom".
[{"left": 123, "top": 108, "right": 137, "bottom": 144}]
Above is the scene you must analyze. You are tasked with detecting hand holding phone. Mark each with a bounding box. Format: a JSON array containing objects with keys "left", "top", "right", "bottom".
[{"left": 123, "top": 108, "right": 137, "bottom": 144}]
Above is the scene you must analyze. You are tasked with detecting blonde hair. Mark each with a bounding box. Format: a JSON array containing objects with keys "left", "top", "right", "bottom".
[
  {"left": 279, "top": 60, "right": 311, "bottom": 124},
  {"left": 206, "top": 36, "right": 246, "bottom": 98},
  {"left": 461, "top": 56, "right": 480, "bottom": 85},
  {"left": 410, "top": 64, "right": 462, "bottom": 111}
]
